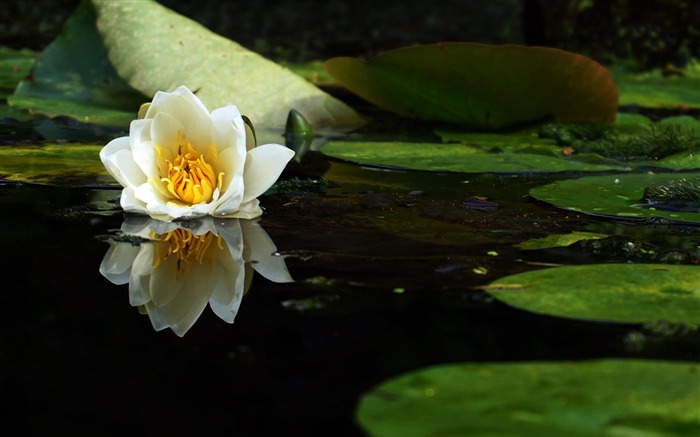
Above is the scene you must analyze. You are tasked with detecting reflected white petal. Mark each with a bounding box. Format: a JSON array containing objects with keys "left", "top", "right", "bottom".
[
  {"left": 99, "top": 243, "right": 139, "bottom": 285},
  {"left": 241, "top": 219, "right": 294, "bottom": 283}
]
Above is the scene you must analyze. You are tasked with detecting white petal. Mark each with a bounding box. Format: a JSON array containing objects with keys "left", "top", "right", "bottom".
[
  {"left": 100, "top": 137, "right": 146, "bottom": 189},
  {"left": 219, "top": 199, "right": 262, "bottom": 219},
  {"left": 120, "top": 187, "right": 148, "bottom": 214},
  {"left": 154, "top": 91, "right": 211, "bottom": 138},
  {"left": 171, "top": 86, "right": 211, "bottom": 115},
  {"left": 184, "top": 113, "right": 215, "bottom": 156},
  {"left": 150, "top": 111, "right": 183, "bottom": 149},
  {"left": 130, "top": 118, "right": 152, "bottom": 145},
  {"left": 211, "top": 105, "right": 246, "bottom": 153},
  {"left": 134, "top": 182, "right": 167, "bottom": 210},
  {"left": 212, "top": 145, "right": 246, "bottom": 215},
  {"left": 242, "top": 144, "right": 295, "bottom": 203}
]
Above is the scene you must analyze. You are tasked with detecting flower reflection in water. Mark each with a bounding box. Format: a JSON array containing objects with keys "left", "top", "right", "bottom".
[{"left": 100, "top": 216, "right": 292, "bottom": 336}]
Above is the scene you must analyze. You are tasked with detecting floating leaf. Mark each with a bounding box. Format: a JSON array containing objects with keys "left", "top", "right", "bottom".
[
  {"left": 7, "top": 2, "right": 145, "bottom": 126},
  {"left": 530, "top": 172, "right": 700, "bottom": 224},
  {"left": 483, "top": 264, "right": 700, "bottom": 324},
  {"left": 514, "top": 231, "right": 609, "bottom": 250},
  {"left": 0, "top": 144, "right": 111, "bottom": 186},
  {"left": 320, "top": 139, "right": 700, "bottom": 173},
  {"left": 325, "top": 43, "right": 618, "bottom": 130},
  {"left": 91, "top": 0, "right": 364, "bottom": 130},
  {"left": 357, "top": 359, "right": 700, "bottom": 437},
  {"left": 613, "top": 61, "right": 700, "bottom": 109}
]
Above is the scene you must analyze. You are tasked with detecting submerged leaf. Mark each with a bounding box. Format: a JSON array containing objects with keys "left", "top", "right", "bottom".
[
  {"left": 325, "top": 43, "right": 618, "bottom": 129},
  {"left": 357, "top": 359, "right": 700, "bottom": 437},
  {"left": 91, "top": 0, "right": 364, "bottom": 130}
]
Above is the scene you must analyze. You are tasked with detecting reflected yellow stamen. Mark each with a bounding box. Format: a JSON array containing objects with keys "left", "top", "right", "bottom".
[
  {"left": 156, "top": 134, "right": 224, "bottom": 205},
  {"left": 152, "top": 229, "right": 223, "bottom": 277}
]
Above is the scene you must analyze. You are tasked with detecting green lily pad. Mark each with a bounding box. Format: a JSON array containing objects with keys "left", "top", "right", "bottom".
[
  {"left": 91, "top": 0, "right": 364, "bottom": 130},
  {"left": 320, "top": 139, "right": 700, "bottom": 173},
  {"left": 0, "top": 144, "right": 111, "bottom": 186},
  {"left": 530, "top": 172, "right": 700, "bottom": 224},
  {"left": 514, "top": 231, "right": 609, "bottom": 250},
  {"left": 614, "top": 61, "right": 700, "bottom": 109},
  {"left": 7, "top": 2, "right": 145, "bottom": 127},
  {"left": 357, "top": 359, "right": 700, "bottom": 437},
  {"left": 483, "top": 264, "right": 700, "bottom": 324},
  {"left": 325, "top": 43, "right": 618, "bottom": 130}
]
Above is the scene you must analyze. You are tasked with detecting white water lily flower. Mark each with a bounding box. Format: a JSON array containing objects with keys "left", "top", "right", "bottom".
[
  {"left": 100, "top": 86, "right": 294, "bottom": 222},
  {"left": 99, "top": 216, "right": 293, "bottom": 337}
]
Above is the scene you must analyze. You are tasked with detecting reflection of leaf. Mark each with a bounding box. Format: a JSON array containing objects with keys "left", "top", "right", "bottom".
[
  {"left": 357, "top": 359, "right": 700, "bottom": 437},
  {"left": 7, "top": 1, "right": 145, "bottom": 126},
  {"left": 91, "top": 0, "right": 363, "bottom": 130},
  {"left": 530, "top": 172, "right": 700, "bottom": 224},
  {"left": 325, "top": 43, "right": 617, "bottom": 129},
  {"left": 484, "top": 264, "right": 700, "bottom": 324}
]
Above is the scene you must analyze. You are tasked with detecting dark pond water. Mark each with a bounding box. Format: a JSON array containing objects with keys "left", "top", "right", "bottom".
[{"left": 2, "top": 154, "right": 698, "bottom": 436}]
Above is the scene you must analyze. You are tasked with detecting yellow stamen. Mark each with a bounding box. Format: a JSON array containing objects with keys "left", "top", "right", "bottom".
[{"left": 154, "top": 134, "right": 224, "bottom": 205}]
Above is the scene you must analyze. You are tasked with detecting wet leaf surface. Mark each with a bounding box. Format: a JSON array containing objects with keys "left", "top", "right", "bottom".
[
  {"left": 357, "top": 359, "right": 700, "bottom": 437},
  {"left": 614, "top": 61, "right": 700, "bottom": 109},
  {"left": 484, "top": 264, "right": 700, "bottom": 324},
  {"left": 530, "top": 172, "right": 700, "bottom": 224}
]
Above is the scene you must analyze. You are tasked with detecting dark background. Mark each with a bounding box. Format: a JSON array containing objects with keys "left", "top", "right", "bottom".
[{"left": 1, "top": 0, "right": 699, "bottom": 69}]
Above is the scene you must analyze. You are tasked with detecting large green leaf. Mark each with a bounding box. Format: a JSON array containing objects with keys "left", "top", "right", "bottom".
[
  {"left": 91, "top": 0, "right": 364, "bottom": 130},
  {"left": 357, "top": 359, "right": 700, "bottom": 437},
  {"left": 483, "top": 264, "right": 700, "bottom": 324},
  {"left": 325, "top": 43, "right": 618, "bottom": 130},
  {"left": 530, "top": 172, "right": 700, "bottom": 224},
  {"left": 7, "top": 1, "right": 145, "bottom": 126},
  {"left": 0, "top": 47, "right": 36, "bottom": 99},
  {"left": 320, "top": 140, "right": 699, "bottom": 173}
]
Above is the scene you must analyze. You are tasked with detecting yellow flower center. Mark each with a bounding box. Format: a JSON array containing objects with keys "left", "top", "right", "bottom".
[
  {"left": 156, "top": 135, "right": 224, "bottom": 205},
  {"left": 152, "top": 229, "right": 224, "bottom": 277}
]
